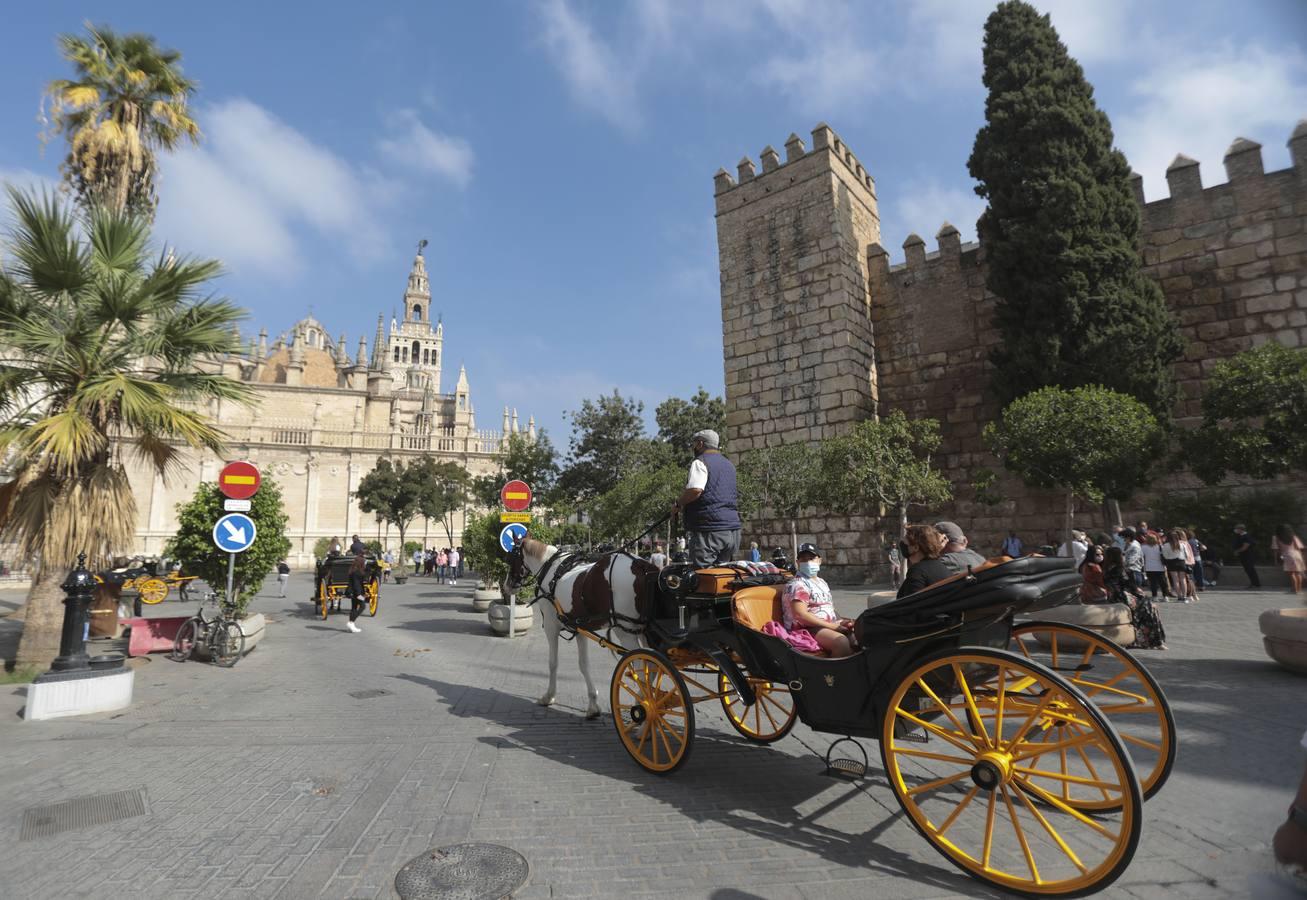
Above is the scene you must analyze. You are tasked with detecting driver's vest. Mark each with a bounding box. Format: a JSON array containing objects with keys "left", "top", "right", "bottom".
[{"left": 684, "top": 452, "right": 741, "bottom": 532}]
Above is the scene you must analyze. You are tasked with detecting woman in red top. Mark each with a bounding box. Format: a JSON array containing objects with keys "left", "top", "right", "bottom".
[{"left": 1079, "top": 544, "right": 1110, "bottom": 602}]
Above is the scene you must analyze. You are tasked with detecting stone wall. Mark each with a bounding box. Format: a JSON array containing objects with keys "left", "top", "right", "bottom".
[{"left": 716, "top": 122, "right": 1307, "bottom": 581}]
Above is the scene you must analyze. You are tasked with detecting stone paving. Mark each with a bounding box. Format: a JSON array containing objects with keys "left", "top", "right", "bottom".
[{"left": 0, "top": 574, "right": 1303, "bottom": 899}]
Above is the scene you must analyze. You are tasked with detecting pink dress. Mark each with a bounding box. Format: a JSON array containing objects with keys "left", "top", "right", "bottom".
[
  {"left": 782, "top": 576, "right": 837, "bottom": 634},
  {"left": 1273, "top": 536, "right": 1305, "bottom": 573}
]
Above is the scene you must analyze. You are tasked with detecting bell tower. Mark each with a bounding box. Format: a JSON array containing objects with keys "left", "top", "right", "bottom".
[{"left": 388, "top": 240, "right": 444, "bottom": 392}]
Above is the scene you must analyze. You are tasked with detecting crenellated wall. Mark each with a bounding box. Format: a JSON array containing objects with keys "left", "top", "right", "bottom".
[{"left": 717, "top": 121, "right": 1307, "bottom": 581}]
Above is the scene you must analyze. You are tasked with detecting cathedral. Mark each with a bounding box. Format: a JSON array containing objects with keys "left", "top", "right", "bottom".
[{"left": 126, "top": 247, "right": 530, "bottom": 566}]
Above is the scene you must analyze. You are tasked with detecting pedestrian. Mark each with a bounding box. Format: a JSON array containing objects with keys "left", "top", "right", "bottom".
[
  {"left": 1110, "top": 525, "right": 1126, "bottom": 551},
  {"left": 447, "top": 546, "right": 460, "bottom": 586},
  {"left": 1234, "top": 524, "right": 1262, "bottom": 588},
  {"left": 349, "top": 533, "right": 366, "bottom": 555},
  {"left": 412, "top": 546, "right": 422, "bottom": 575},
  {"left": 1161, "top": 530, "right": 1191, "bottom": 602},
  {"left": 436, "top": 548, "right": 449, "bottom": 583},
  {"left": 897, "top": 524, "right": 953, "bottom": 598},
  {"left": 887, "top": 541, "right": 903, "bottom": 588},
  {"left": 1273, "top": 524, "right": 1305, "bottom": 595},
  {"left": 1121, "top": 527, "right": 1145, "bottom": 587},
  {"left": 936, "top": 521, "right": 986, "bottom": 573},
  {"left": 670, "top": 429, "right": 741, "bottom": 566},
  {"left": 1103, "top": 546, "right": 1167, "bottom": 649},
  {"left": 1177, "top": 528, "right": 1199, "bottom": 601},
  {"left": 455, "top": 545, "right": 465, "bottom": 580},
  {"left": 650, "top": 542, "right": 669, "bottom": 569},
  {"left": 1188, "top": 530, "right": 1208, "bottom": 592},
  {"left": 276, "top": 559, "right": 290, "bottom": 597},
  {"left": 1141, "top": 532, "right": 1169, "bottom": 599},
  {"left": 328, "top": 536, "right": 342, "bottom": 556},
  {"left": 345, "top": 553, "right": 367, "bottom": 633},
  {"left": 1079, "top": 544, "right": 1110, "bottom": 602},
  {"left": 1058, "top": 530, "right": 1089, "bottom": 568},
  {"left": 1001, "top": 530, "right": 1024, "bottom": 558},
  {"left": 748, "top": 541, "right": 762, "bottom": 563},
  {"left": 381, "top": 549, "right": 393, "bottom": 582}
]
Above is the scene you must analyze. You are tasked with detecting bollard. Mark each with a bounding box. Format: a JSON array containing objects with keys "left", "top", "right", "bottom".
[{"left": 49, "top": 554, "right": 95, "bottom": 672}]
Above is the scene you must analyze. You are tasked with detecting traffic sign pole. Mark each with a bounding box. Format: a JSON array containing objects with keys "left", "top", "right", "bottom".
[{"left": 226, "top": 552, "right": 236, "bottom": 610}]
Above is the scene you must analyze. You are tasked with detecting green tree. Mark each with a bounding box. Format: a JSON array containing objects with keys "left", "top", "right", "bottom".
[
  {"left": 556, "top": 390, "right": 645, "bottom": 503},
  {"left": 43, "top": 23, "right": 201, "bottom": 218},
  {"left": 461, "top": 512, "right": 559, "bottom": 595},
  {"left": 164, "top": 479, "right": 291, "bottom": 616},
  {"left": 355, "top": 457, "right": 428, "bottom": 556},
  {"left": 1152, "top": 487, "right": 1303, "bottom": 565},
  {"left": 1184, "top": 343, "right": 1307, "bottom": 484},
  {"left": 738, "top": 441, "right": 822, "bottom": 560},
  {"left": 589, "top": 463, "right": 684, "bottom": 545},
  {"left": 822, "top": 412, "right": 953, "bottom": 539},
  {"left": 414, "top": 457, "right": 469, "bottom": 545},
  {"left": 0, "top": 190, "right": 250, "bottom": 667},
  {"left": 470, "top": 430, "right": 561, "bottom": 510},
  {"left": 654, "top": 388, "right": 726, "bottom": 467},
  {"left": 967, "top": 1, "right": 1182, "bottom": 416},
  {"left": 984, "top": 386, "right": 1165, "bottom": 546}
]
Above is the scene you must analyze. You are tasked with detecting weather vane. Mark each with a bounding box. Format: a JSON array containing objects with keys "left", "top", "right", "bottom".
[{"left": 417, "top": 238, "right": 428, "bottom": 256}]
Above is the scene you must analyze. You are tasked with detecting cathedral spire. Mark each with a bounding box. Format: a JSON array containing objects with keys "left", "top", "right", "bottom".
[
  {"left": 370, "top": 314, "right": 387, "bottom": 371},
  {"left": 356, "top": 335, "right": 367, "bottom": 368}
]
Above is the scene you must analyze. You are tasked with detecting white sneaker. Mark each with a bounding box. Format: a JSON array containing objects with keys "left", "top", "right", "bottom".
[{"left": 346, "top": 621, "right": 361, "bottom": 633}]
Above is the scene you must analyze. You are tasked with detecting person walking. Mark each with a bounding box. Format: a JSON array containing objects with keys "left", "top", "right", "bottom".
[
  {"left": 1234, "top": 524, "right": 1262, "bottom": 588},
  {"left": 1188, "top": 530, "right": 1208, "bottom": 592},
  {"left": 276, "top": 560, "right": 290, "bottom": 597},
  {"left": 1001, "top": 531, "right": 1024, "bottom": 558},
  {"left": 1161, "top": 530, "right": 1192, "bottom": 602},
  {"left": 1273, "top": 524, "right": 1305, "bottom": 595},
  {"left": 412, "top": 546, "right": 422, "bottom": 576},
  {"left": 650, "top": 542, "right": 669, "bottom": 569},
  {"left": 671, "top": 429, "right": 741, "bottom": 566},
  {"left": 1122, "top": 528, "right": 1145, "bottom": 588},
  {"left": 1178, "top": 528, "right": 1199, "bottom": 601},
  {"left": 748, "top": 541, "right": 762, "bottom": 563},
  {"left": 1058, "top": 530, "right": 1089, "bottom": 568},
  {"left": 345, "top": 553, "right": 368, "bottom": 633},
  {"left": 436, "top": 548, "right": 449, "bottom": 584},
  {"left": 455, "top": 545, "right": 465, "bottom": 580},
  {"left": 1141, "top": 533, "right": 1169, "bottom": 600},
  {"left": 447, "top": 546, "right": 460, "bottom": 586}
]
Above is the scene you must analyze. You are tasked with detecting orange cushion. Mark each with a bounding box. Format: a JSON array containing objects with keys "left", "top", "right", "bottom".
[{"left": 732, "top": 585, "right": 785, "bottom": 632}]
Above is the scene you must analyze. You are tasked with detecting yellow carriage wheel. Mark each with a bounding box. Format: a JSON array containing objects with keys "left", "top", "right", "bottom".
[
  {"left": 367, "top": 577, "right": 379, "bottom": 617},
  {"left": 610, "top": 648, "right": 695, "bottom": 774},
  {"left": 318, "top": 582, "right": 329, "bottom": 620},
  {"left": 1006, "top": 622, "right": 1175, "bottom": 805},
  {"left": 718, "top": 673, "right": 797, "bottom": 743},
  {"left": 137, "top": 578, "right": 169, "bottom": 605},
  {"left": 881, "top": 648, "right": 1141, "bottom": 897}
]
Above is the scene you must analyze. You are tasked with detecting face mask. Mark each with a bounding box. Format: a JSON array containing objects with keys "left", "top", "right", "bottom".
[{"left": 799, "top": 561, "right": 820, "bottom": 577}]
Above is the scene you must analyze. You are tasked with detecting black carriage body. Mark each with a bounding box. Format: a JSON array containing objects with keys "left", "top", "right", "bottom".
[
  {"left": 316, "top": 554, "right": 380, "bottom": 590},
  {"left": 649, "top": 556, "right": 1081, "bottom": 740}
]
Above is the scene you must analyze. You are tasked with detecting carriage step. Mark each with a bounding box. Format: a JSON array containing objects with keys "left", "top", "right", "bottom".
[{"left": 826, "top": 758, "right": 867, "bottom": 779}]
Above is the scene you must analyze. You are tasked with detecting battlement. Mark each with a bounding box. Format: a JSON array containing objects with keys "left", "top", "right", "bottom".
[{"left": 713, "top": 122, "right": 877, "bottom": 203}]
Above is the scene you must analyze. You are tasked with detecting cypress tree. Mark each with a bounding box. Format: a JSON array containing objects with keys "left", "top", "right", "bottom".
[{"left": 968, "top": 0, "right": 1183, "bottom": 417}]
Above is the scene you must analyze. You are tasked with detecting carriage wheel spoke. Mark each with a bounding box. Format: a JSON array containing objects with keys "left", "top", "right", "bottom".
[
  {"left": 1003, "top": 688, "right": 1057, "bottom": 751},
  {"left": 915, "top": 678, "right": 980, "bottom": 747},
  {"left": 1013, "top": 782, "right": 1089, "bottom": 874},
  {"left": 895, "top": 709, "right": 978, "bottom": 755},
  {"left": 1014, "top": 779, "right": 1118, "bottom": 840},
  {"left": 1011, "top": 729, "right": 1099, "bottom": 762},
  {"left": 935, "top": 785, "right": 980, "bottom": 838},
  {"left": 907, "top": 769, "right": 972, "bottom": 798},
  {"left": 892, "top": 746, "right": 976, "bottom": 766},
  {"left": 1002, "top": 784, "right": 1041, "bottom": 883},
  {"left": 1013, "top": 765, "right": 1122, "bottom": 794},
  {"left": 981, "top": 789, "right": 998, "bottom": 870},
  {"left": 760, "top": 697, "right": 782, "bottom": 732},
  {"left": 993, "top": 666, "right": 1008, "bottom": 739},
  {"left": 1075, "top": 669, "right": 1131, "bottom": 700},
  {"left": 1119, "top": 732, "right": 1162, "bottom": 752},
  {"left": 954, "top": 664, "right": 992, "bottom": 749}
]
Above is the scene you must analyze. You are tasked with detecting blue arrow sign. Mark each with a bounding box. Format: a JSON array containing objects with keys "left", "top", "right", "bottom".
[
  {"left": 498, "top": 522, "right": 528, "bottom": 554},
  {"left": 213, "top": 513, "right": 258, "bottom": 553}
]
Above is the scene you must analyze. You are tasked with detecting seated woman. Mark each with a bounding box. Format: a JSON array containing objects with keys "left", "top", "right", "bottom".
[
  {"left": 896, "top": 525, "right": 954, "bottom": 598},
  {"left": 1079, "top": 544, "right": 1110, "bottom": 602},
  {"left": 1103, "top": 546, "right": 1167, "bottom": 650},
  {"left": 781, "top": 543, "right": 856, "bottom": 657}
]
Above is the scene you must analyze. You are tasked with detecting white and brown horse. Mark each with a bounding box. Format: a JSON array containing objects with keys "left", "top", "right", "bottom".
[{"left": 506, "top": 537, "right": 659, "bottom": 719}]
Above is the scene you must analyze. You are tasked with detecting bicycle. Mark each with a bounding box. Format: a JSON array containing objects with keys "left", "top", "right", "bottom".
[{"left": 169, "top": 592, "right": 245, "bottom": 667}]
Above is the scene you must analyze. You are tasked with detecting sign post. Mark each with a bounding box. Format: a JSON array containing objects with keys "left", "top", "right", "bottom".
[
  {"left": 499, "top": 481, "right": 533, "bottom": 638},
  {"left": 215, "top": 461, "right": 261, "bottom": 606}
]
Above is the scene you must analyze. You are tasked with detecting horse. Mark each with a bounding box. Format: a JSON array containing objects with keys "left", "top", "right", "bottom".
[{"left": 505, "top": 537, "right": 660, "bottom": 719}]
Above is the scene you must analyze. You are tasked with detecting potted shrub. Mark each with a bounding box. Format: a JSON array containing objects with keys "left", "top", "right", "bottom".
[{"left": 463, "top": 513, "right": 507, "bottom": 610}]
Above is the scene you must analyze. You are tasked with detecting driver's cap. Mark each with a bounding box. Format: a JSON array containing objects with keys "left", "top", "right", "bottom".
[{"left": 796, "top": 542, "right": 821, "bottom": 559}]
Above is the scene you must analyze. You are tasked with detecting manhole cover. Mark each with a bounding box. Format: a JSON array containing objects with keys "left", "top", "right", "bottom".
[
  {"left": 348, "top": 688, "right": 391, "bottom": 699},
  {"left": 21, "top": 787, "right": 147, "bottom": 840},
  {"left": 395, "top": 843, "right": 529, "bottom": 900}
]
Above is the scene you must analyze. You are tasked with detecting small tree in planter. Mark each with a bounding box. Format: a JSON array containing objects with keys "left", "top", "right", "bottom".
[
  {"left": 356, "top": 457, "right": 434, "bottom": 582},
  {"left": 463, "top": 512, "right": 559, "bottom": 597},
  {"left": 165, "top": 478, "right": 292, "bottom": 617}
]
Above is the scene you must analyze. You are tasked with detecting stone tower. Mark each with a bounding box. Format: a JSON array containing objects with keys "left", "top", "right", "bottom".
[
  {"left": 714, "top": 124, "right": 881, "bottom": 454},
  {"left": 388, "top": 247, "right": 444, "bottom": 391}
]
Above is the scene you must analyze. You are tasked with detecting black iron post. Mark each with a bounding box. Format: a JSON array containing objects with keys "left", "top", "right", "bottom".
[{"left": 48, "top": 553, "right": 95, "bottom": 672}]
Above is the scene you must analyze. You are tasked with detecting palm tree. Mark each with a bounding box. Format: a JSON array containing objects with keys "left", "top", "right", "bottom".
[
  {"left": 0, "top": 189, "right": 252, "bottom": 666},
  {"left": 43, "top": 23, "right": 201, "bottom": 219}
]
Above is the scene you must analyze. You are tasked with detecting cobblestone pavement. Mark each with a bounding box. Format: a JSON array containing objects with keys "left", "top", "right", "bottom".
[{"left": 0, "top": 574, "right": 1303, "bottom": 899}]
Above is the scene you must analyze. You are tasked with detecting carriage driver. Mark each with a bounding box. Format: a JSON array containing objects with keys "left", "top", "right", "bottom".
[
  {"left": 781, "top": 543, "right": 856, "bottom": 657},
  {"left": 670, "top": 429, "right": 741, "bottom": 566}
]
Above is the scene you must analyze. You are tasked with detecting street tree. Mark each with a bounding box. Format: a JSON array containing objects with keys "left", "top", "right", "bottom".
[
  {"left": 738, "top": 441, "right": 822, "bottom": 561},
  {"left": 43, "top": 23, "right": 201, "bottom": 218},
  {"left": 470, "top": 430, "right": 560, "bottom": 509},
  {"left": 1184, "top": 343, "right": 1307, "bottom": 484},
  {"left": 556, "top": 390, "right": 645, "bottom": 503},
  {"left": 822, "top": 412, "right": 953, "bottom": 540},
  {"left": 983, "top": 386, "right": 1165, "bottom": 547},
  {"left": 0, "top": 190, "right": 250, "bottom": 667},
  {"left": 355, "top": 457, "right": 427, "bottom": 557},
  {"left": 655, "top": 388, "right": 726, "bottom": 467},
  {"left": 164, "top": 479, "right": 292, "bottom": 616},
  {"left": 414, "top": 457, "right": 470, "bottom": 546},
  {"left": 968, "top": 0, "right": 1183, "bottom": 416}
]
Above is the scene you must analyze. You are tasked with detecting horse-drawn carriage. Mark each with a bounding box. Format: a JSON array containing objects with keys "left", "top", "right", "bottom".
[
  {"left": 314, "top": 554, "right": 381, "bottom": 619},
  {"left": 510, "top": 542, "right": 1176, "bottom": 897}
]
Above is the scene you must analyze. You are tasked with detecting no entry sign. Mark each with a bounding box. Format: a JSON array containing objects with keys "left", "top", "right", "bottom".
[
  {"left": 219, "top": 461, "right": 261, "bottom": 500},
  {"left": 500, "top": 480, "right": 532, "bottom": 512}
]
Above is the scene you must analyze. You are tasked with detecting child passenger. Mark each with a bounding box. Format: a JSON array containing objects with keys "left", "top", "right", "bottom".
[{"left": 781, "top": 543, "right": 857, "bottom": 657}]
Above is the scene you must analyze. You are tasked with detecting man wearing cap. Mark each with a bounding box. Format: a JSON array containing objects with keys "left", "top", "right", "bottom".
[
  {"left": 936, "top": 521, "right": 987, "bottom": 574},
  {"left": 671, "top": 429, "right": 741, "bottom": 566}
]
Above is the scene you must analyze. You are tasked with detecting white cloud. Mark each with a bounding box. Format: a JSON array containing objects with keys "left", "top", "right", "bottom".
[
  {"left": 537, "top": 0, "right": 641, "bottom": 133},
  {"left": 888, "top": 179, "right": 986, "bottom": 252},
  {"left": 0, "top": 166, "right": 60, "bottom": 199},
  {"left": 377, "top": 110, "right": 474, "bottom": 187},
  {"left": 155, "top": 98, "right": 393, "bottom": 275},
  {"left": 1116, "top": 43, "right": 1307, "bottom": 199}
]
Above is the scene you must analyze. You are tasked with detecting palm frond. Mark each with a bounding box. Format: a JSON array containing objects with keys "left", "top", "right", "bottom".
[
  {"left": 3, "top": 188, "right": 88, "bottom": 295},
  {"left": 25, "top": 408, "right": 106, "bottom": 474}
]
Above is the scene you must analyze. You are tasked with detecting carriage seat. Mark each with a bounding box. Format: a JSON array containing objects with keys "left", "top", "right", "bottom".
[{"left": 731, "top": 585, "right": 830, "bottom": 657}]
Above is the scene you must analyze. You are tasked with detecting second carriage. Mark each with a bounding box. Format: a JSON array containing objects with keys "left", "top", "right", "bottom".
[
  {"left": 314, "top": 554, "right": 381, "bottom": 619},
  {"left": 529, "top": 551, "right": 1176, "bottom": 897}
]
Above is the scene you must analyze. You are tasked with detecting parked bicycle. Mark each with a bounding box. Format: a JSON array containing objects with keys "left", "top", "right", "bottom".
[{"left": 170, "top": 592, "right": 245, "bottom": 667}]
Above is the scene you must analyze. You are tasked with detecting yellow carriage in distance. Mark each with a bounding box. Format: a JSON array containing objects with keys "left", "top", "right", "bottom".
[{"left": 313, "top": 554, "right": 380, "bottom": 619}]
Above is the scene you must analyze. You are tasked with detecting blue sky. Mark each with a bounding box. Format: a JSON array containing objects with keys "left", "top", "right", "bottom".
[{"left": 2, "top": 1, "right": 1305, "bottom": 447}]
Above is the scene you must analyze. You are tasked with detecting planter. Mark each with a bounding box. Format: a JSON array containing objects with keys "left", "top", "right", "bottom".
[
  {"left": 488, "top": 602, "right": 533, "bottom": 637},
  {"left": 472, "top": 587, "right": 500, "bottom": 612},
  {"left": 1259, "top": 608, "right": 1307, "bottom": 674},
  {"left": 1026, "top": 603, "right": 1135, "bottom": 649},
  {"left": 86, "top": 634, "right": 130, "bottom": 658},
  {"left": 194, "top": 613, "right": 267, "bottom": 661},
  {"left": 393, "top": 575, "right": 408, "bottom": 585},
  {"left": 120, "top": 616, "right": 190, "bottom": 656}
]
